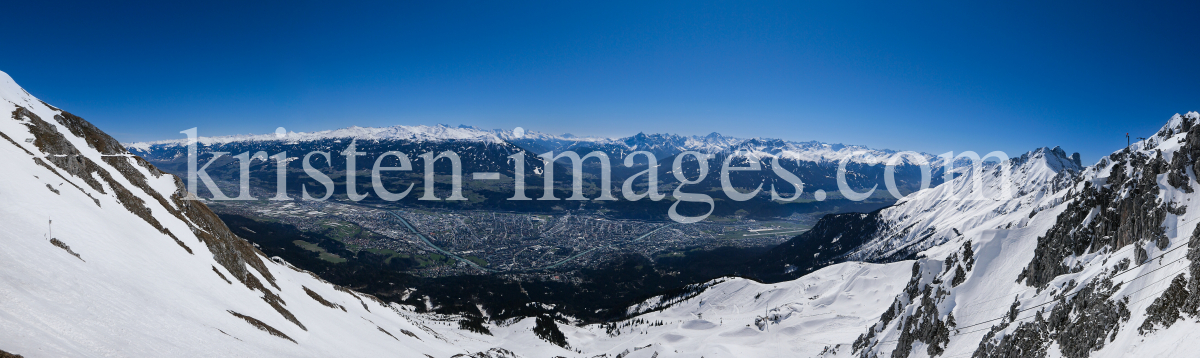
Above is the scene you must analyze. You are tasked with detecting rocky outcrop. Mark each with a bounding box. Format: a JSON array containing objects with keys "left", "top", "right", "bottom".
[
  {"left": 15, "top": 106, "right": 195, "bottom": 253},
  {"left": 227, "top": 310, "right": 296, "bottom": 344},
  {"left": 1019, "top": 149, "right": 1170, "bottom": 288},
  {"left": 972, "top": 277, "right": 1130, "bottom": 358},
  {"left": 1137, "top": 222, "right": 1200, "bottom": 334},
  {"left": 10, "top": 103, "right": 306, "bottom": 331},
  {"left": 853, "top": 243, "right": 977, "bottom": 358}
]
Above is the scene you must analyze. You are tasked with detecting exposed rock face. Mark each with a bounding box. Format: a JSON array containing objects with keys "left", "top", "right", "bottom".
[
  {"left": 843, "top": 113, "right": 1200, "bottom": 358},
  {"left": 891, "top": 266, "right": 953, "bottom": 358},
  {"left": 9, "top": 103, "right": 308, "bottom": 330},
  {"left": 1017, "top": 116, "right": 1200, "bottom": 291},
  {"left": 973, "top": 277, "right": 1130, "bottom": 358},
  {"left": 1138, "top": 274, "right": 1188, "bottom": 334},
  {"left": 15, "top": 106, "right": 193, "bottom": 252},
  {"left": 227, "top": 310, "right": 297, "bottom": 344},
  {"left": 1019, "top": 148, "right": 1173, "bottom": 288},
  {"left": 852, "top": 243, "right": 978, "bottom": 358},
  {"left": 971, "top": 115, "right": 1200, "bottom": 358},
  {"left": 1137, "top": 223, "right": 1200, "bottom": 334}
]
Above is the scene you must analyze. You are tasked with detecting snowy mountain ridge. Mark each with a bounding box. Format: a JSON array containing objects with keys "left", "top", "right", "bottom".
[
  {"left": 124, "top": 124, "right": 511, "bottom": 150},
  {"left": 558, "top": 113, "right": 1200, "bottom": 358},
  {"left": 0, "top": 69, "right": 926, "bottom": 358},
  {"left": 843, "top": 145, "right": 1085, "bottom": 263},
  {"left": 0, "top": 70, "right": 526, "bottom": 357},
  {"left": 7, "top": 66, "right": 1200, "bottom": 358},
  {"left": 124, "top": 123, "right": 936, "bottom": 165},
  {"left": 830, "top": 111, "right": 1200, "bottom": 358}
]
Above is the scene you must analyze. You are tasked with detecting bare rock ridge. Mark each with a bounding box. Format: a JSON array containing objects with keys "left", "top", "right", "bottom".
[
  {"left": 9, "top": 100, "right": 313, "bottom": 327},
  {"left": 1020, "top": 117, "right": 1197, "bottom": 288}
]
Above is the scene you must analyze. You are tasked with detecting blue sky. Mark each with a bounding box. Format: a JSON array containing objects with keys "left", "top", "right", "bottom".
[{"left": 2, "top": 0, "right": 1198, "bottom": 162}]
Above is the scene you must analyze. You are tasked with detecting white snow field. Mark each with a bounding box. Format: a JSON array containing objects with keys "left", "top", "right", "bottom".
[
  {"left": 558, "top": 261, "right": 914, "bottom": 357},
  {"left": 4, "top": 67, "right": 1200, "bottom": 357}
]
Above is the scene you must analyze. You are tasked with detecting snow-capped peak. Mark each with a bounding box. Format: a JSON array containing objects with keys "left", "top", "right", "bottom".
[
  {"left": 0, "top": 71, "right": 40, "bottom": 109},
  {"left": 124, "top": 122, "right": 929, "bottom": 166},
  {"left": 125, "top": 123, "right": 507, "bottom": 151}
]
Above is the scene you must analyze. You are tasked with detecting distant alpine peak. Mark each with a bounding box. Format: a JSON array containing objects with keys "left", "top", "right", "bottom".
[
  {"left": 1107, "top": 111, "right": 1200, "bottom": 158},
  {"left": 123, "top": 123, "right": 924, "bottom": 165},
  {"left": 125, "top": 123, "right": 510, "bottom": 151},
  {"left": 1160, "top": 111, "right": 1200, "bottom": 135},
  {"left": 1012, "top": 146, "right": 1083, "bottom": 173},
  {"left": 0, "top": 70, "right": 49, "bottom": 116}
]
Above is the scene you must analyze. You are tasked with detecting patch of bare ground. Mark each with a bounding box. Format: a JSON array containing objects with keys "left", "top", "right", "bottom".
[
  {"left": 212, "top": 266, "right": 232, "bottom": 284},
  {"left": 242, "top": 273, "right": 306, "bottom": 331},
  {"left": 50, "top": 238, "right": 83, "bottom": 261},
  {"left": 401, "top": 329, "right": 421, "bottom": 340},
  {"left": 15, "top": 106, "right": 191, "bottom": 253},
  {"left": 335, "top": 285, "right": 372, "bottom": 311},
  {"left": 377, "top": 326, "right": 398, "bottom": 340},
  {"left": 216, "top": 328, "right": 242, "bottom": 341},
  {"left": 13, "top": 104, "right": 369, "bottom": 342},
  {"left": 0, "top": 348, "right": 24, "bottom": 358},
  {"left": 303, "top": 286, "right": 346, "bottom": 311},
  {"left": 452, "top": 348, "right": 519, "bottom": 358},
  {"left": 227, "top": 310, "right": 296, "bottom": 344},
  {"left": 0, "top": 129, "right": 99, "bottom": 206}
]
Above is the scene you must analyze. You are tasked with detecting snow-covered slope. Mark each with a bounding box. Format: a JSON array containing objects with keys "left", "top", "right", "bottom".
[
  {"left": 844, "top": 146, "right": 1083, "bottom": 262},
  {"left": 5, "top": 69, "right": 913, "bottom": 358},
  {"left": 563, "top": 261, "right": 915, "bottom": 357},
  {"left": 749, "top": 146, "right": 1081, "bottom": 281},
  {"left": 8, "top": 66, "right": 1200, "bottom": 358},
  {"left": 0, "top": 71, "right": 518, "bottom": 357},
  {"left": 1, "top": 65, "right": 918, "bottom": 358},
  {"left": 659, "top": 112, "right": 1200, "bottom": 358},
  {"left": 822, "top": 113, "right": 1200, "bottom": 358}
]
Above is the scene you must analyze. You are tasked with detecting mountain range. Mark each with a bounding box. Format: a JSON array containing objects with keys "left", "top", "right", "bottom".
[
  {"left": 126, "top": 124, "right": 926, "bottom": 165},
  {"left": 3, "top": 69, "right": 1198, "bottom": 357},
  {"left": 124, "top": 118, "right": 960, "bottom": 221}
]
